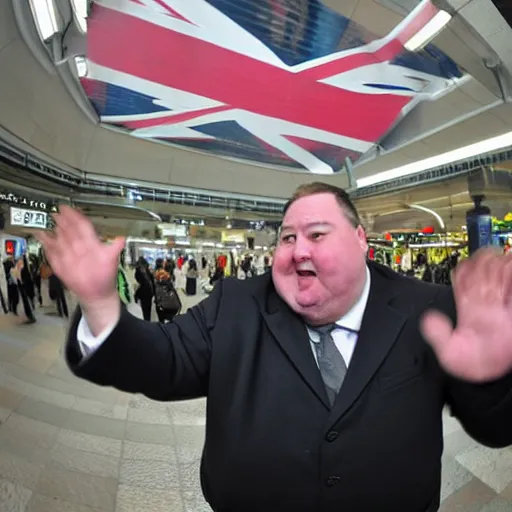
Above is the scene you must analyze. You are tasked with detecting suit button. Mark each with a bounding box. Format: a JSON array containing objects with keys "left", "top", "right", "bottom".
[
  {"left": 326, "top": 476, "right": 340, "bottom": 487},
  {"left": 326, "top": 431, "right": 339, "bottom": 442}
]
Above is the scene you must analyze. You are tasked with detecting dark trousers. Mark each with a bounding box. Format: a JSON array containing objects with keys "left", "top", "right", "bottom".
[
  {"left": 33, "top": 276, "right": 42, "bottom": 306},
  {"left": 56, "top": 290, "right": 69, "bottom": 318},
  {"left": 7, "top": 285, "right": 18, "bottom": 314},
  {"left": 18, "top": 282, "right": 35, "bottom": 322},
  {"left": 140, "top": 297, "right": 152, "bottom": 322},
  {"left": 186, "top": 277, "right": 196, "bottom": 296}
]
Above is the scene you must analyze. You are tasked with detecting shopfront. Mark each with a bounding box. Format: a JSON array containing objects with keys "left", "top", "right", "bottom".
[{"left": 0, "top": 188, "right": 56, "bottom": 261}]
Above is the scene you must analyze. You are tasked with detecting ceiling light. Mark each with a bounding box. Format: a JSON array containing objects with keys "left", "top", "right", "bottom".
[
  {"left": 357, "top": 131, "right": 512, "bottom": 188},
  {"left": 29, "top": 0, "right": 60, "bottom": 41},
  {"left": 70, "top": 0, "right": 87, "bottom": 19},
  {"left": 74, "top": 56, "right": 88, "bottom": 77},
  {"left": 404, "top": 10, "right": 452, "bottom": 52},
  {"left": 408, "top": 242, "right": 460, "bottom": 248}
]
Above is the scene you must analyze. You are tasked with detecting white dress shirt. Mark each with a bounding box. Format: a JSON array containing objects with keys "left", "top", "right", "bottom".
[
  {"left": 77, "top": 267, "right": 371, "bottom": 361},
  {"left": 307, "top": 266, "right": 371, "bottom": 368}
]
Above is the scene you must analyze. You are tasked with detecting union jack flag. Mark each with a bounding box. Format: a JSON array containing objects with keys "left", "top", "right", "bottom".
[{"left": 81, "top": 0, "right": 463, "bottom": 174}]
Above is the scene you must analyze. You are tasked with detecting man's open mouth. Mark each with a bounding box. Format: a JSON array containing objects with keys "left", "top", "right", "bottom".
[{"left": 296, "top": 270, "right": 316, "bottom": 277}]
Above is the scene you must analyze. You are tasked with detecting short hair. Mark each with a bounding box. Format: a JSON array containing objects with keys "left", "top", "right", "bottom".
[{"left": 283, "top": 182, "right": 361, "bottom": 228}]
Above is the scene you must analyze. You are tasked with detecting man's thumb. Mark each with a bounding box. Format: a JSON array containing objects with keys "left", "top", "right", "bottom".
[
  {"left": 107, "top": 237, "right": 126, "bottom": 258},
  {"left": 420, "top": 310, "right": 454, "bottom": 357}
]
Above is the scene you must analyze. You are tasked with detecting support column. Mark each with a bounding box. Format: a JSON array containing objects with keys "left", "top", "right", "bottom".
[{"left": 466, "top": 195, "right": 492, "bottom": 255}]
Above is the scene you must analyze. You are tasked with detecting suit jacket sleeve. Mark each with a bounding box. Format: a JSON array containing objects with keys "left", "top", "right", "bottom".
[
  {"left": 435, "top": 288, "right": 512, "bottom": 448},
  {"left": 65, "top": 279, "right": 225, "bottom": 401}
]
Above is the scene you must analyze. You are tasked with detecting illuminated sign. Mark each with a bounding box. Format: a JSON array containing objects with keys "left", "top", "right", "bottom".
[
  {"left": 158, "top": 223, "right": 188, "bottom": 238},
  {"left": 10, "top": 207, "right": 48, "bottom": 229},
  {"left": 221, "top": 230, "right": 246, "bottom": 244},
  {"left": 4, "top": 240, "right": 15, "bottom": 255}
]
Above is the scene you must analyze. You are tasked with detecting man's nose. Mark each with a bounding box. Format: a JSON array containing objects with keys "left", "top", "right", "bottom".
[{"left": 292, "top": 237, "right": 311, "bottom": 261}]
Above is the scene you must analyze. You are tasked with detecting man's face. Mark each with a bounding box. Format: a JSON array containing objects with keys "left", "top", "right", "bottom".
[{"left": 272, "top": 193, "right": 368, "bottom": 325}]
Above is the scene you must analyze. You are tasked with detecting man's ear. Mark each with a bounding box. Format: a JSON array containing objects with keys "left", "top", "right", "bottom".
[{"left": 356, "top": 225, "right": 368, "bottom": 252}]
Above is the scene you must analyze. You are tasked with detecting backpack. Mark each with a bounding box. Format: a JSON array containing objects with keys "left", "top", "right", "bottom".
[{"left": 154, "top": 280, "right": 181, "bottom": 315}]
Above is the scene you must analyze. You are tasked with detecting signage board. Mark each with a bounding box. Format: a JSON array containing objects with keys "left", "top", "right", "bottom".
[
  {"left": 158, "top": 223, "right": 188, "bottom": 238},
  {"left": 221, "top": 230, "right": 246, "bottom": 244},
  {"left": 10, "top": 207, "right": 48, "bottom": 229},
  {"left": 1, "top": 192, "right": 48, "bottom": 210}
]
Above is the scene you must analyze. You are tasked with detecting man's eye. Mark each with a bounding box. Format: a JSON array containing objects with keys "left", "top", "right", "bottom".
[
  {"left": 282, "top": 234, "right": 295, "bottom": 243},
  {"left": 310, "top": 233, "right": 325, "bottom": 240}
]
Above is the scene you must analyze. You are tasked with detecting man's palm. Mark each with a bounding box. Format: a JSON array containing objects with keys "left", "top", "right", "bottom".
[
  {"left": 37, "top": 206, "right": 125, "bottom": 303},
  {"left": 421, "top": 250, "right": 512, "bottom": 382}
]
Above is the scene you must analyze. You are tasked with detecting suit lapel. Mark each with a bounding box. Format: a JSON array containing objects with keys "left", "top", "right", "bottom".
[
  {"left": 329, "top": 264, "right": 407, "bottom": 422},
  {"left": 261, "top": 289, "right": 330, "bottom": 409}
]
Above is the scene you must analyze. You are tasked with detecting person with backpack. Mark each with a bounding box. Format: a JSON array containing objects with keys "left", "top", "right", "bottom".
[{"left": 153, "top": 258, "right": 181, "bottom": 323}]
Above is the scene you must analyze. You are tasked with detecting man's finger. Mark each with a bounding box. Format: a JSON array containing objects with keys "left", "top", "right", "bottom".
[
  {"left": 34, "top": 230, "right": 60, "bottom": 260},
  {"left": 61, "top": 206, "right": 98, "bottom": 241},
  {"left": 34, "top": 230, "right": 54, "bottom": 247}
]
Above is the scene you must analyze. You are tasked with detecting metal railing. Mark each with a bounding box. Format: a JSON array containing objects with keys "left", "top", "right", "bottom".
[
  {"left": 0, "top": 137, "right": 286, "bottom": 215},
  {"left": 352, "top": 147, "right": 512, "bottom": 198},
  {"left": 3, "top": 135, "right": 512, "bottom": 210}
]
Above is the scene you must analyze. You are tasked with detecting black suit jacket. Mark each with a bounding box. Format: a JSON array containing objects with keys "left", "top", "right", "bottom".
[{"left": 66, "top": 262, "right": 512, "bottom": 512}]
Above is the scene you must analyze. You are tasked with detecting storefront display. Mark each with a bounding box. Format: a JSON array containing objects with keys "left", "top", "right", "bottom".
[{"left": 368, "top": 230, "right": 469, "bottom": 285}]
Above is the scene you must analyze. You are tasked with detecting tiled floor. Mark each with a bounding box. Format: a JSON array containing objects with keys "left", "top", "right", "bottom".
[{"left": 1, "top": 293, "right": 512, "bottom": 511}]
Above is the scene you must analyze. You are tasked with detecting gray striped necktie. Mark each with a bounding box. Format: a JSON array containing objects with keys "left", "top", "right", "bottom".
[{"left": 311, "top": 324, "right": 347, "bottom": 406}]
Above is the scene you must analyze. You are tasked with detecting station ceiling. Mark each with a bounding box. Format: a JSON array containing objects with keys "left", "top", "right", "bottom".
[{"left": 1, "top": 0, "right": 512, "bottom": 207}]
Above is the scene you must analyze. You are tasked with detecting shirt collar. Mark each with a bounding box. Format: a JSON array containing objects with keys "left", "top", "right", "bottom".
[{"left": 307, "top": 266, "right": 371, "bottom": 340}]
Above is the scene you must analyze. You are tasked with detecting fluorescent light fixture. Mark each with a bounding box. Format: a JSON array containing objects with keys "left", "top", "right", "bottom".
[
  {"left": 409, "top": 204, "right": 445, "bottom": 230},
  {"left": 126, "top": 237, "right": 166, "bottom": 245},
  {"left": 404, "top": 10, "right": 452, "bottom": 52},
  {"left": 70, "top": 0, "right": 88, "bottom": 32},
  {"left": 408, "top": 242, "right": 461, "bottom": 248},
  {"left": 29, "top": 0, "right": 60, "bottom": 41},
  {"left": 74, "top": 56, "right": 88, "bottom": 77},
  {"left": 70, "top": 0, "right": 88, "bottom": 19},
  {"left": 357, "top": 131, "right": 512, "bottom": 188}
]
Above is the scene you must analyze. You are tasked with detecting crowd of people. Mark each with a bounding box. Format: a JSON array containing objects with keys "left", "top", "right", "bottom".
[
  {"left": 1, "top": 247, "right": 273, "bottom": 326},
  {"left": 1, "top": 252, "right": 68, "bottom": 323},
  {"left": 126, "top": 252, "right": 273, "bottom": 323}
]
